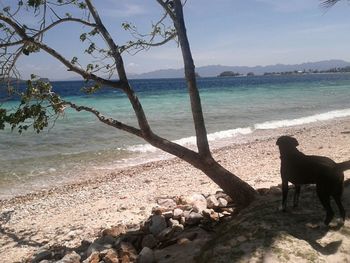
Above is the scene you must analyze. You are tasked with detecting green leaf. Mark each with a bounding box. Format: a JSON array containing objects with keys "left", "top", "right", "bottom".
[{"left": 80, "top": 33, "right": 87, "bottom": 42}]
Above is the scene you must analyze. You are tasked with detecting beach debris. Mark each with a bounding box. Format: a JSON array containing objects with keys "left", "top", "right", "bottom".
[{"left": 27, "top": 191, "right": 234, "bottom": 262}]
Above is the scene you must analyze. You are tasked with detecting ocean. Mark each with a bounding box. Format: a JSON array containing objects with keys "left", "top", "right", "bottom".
[{"left": 1, "top": 73, "right": 350, "bottom": 198}]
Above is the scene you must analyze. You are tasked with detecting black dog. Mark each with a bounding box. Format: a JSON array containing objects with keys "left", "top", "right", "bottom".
[{"left": 276, "top": 135, "right": 350, "bottom": 225}]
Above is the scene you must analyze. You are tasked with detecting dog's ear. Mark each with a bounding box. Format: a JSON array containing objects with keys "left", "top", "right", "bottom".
[{"left": 276, "top": 136, "right": 299, "bottom": 147}]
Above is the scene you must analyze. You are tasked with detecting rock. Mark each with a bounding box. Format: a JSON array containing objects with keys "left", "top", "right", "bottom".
[
  {"left": 177, "top": 238, "right": 191, "bottom": 245},
  {"left": 180, "top": 216, "right": 186, "bottom": 225},
  {"left": 32, "top": 246, "right": 52, "bottom": 263},
  {"left": 217, "top": 197, "right": 228, "bottom": 207},
  {"left": 56, "top": 251, "right": 81, "bottom": 263},
  {"left": 141, "top": 234, "right": 158, "bottom": 249},
  {"left": 269, "top": 186, "right": 282, "bottom": 195},
  {"left": 221, "top": 207, "right": 234, "bottom": 213},
  {"left": 151, "top": 206, "right": 163, "bottom": 215},
  {"left": 237, "top": 235, "right": 247, "bottom": 242},
  {"left": 191, "top": 194, "right": 207, "bottom": 213},
  {"left": 103, "top": 249, "right": 119, "bottom": 263},
  {"left": 138, "top": 247, "right": 156, "bottom": 263},
  {"left": 186, "top": 212, "right": 203, "bottom": 225},
  {"left": 206, "top": 195, "right": 219, "bottom": 209},
  {"left": 82, "top": 252, "right": 100, "bottom": 263},
  {"left": 173, "top": 208, "right": 183, "bottom": 219},
  {"left": 162, "top": 211, "right": 173, "bottom": 219},
  {"left": 172, "top": 223, "right": 184, "bottom": 234},
  {"left": 102, "top": 225, "right": 126, "bottom": 237},
  {"left": 157, "top": 227, "right": 175, "bottom": 241},
  {"left": 149, "top": 215, "right": 167, "bottom": 236},
  {"left": 202, "top": 208, "right": 214, "bottom": 218},
  {"left": 215, "top": 192, "right": 233, "bottom": 203},
  {"left": 117, "top": 242, "right": 137, "bottom": 262},
  {"left": 157, "top": 198, "right": 177, "bottom": 209},
  {"left": 202, "top": 208, "right": 220, "bottom": 221},
  {"left": 86, "top": 236, "right": 114, "bottom": 257},
  {"left": 178, "top": 194, "right": 207, "bottom": 213},
  {"left": 168, "top": 218, "right": 179, "bottom": 227},
  {"left": 176, "top": 204, "right": 193, "bottom": 211}
]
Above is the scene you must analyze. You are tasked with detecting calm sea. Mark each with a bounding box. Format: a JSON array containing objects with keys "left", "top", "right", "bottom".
[{"left": 1, "top": 73, "right": 350, "bottom": 198}]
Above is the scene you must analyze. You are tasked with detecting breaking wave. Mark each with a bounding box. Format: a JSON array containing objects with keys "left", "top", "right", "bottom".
[{"left": 127, "top": 109, "right": 350, "bottom": 153}]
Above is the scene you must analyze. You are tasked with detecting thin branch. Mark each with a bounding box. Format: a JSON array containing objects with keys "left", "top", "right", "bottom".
[
  {"left": 63, "top": 101, "right": 143, "bottom": 137},
  {"left": 0, "top": 13, "right": 125, "bottom": 89},
  {"left": 33, "top": 17, "right": 96, "bottom": 38},
  {"left": 35, "top": 40, "right": 125, "bottom": 88},
  {"left": 156, "top": 0, "right": 176, "bottom": 21},
  {"left": 320, "top": 0, "right": 342, "bottom": 8},
  {"left": 0, "top": 17, "right": 96, "bottom": 48},
  {"left": 123, "top": 32, "right": 176, "bottom": 52},
  {"left": 85, "top": 0, "right": 127, "bottom": 81},
  {"left": 0, "top": 39, "right": 25, "bottom": 48}
]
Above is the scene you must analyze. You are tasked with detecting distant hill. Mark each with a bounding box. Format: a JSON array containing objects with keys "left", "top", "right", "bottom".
[{"left": 130, "top": 59, "right": 350, "bottom": 79}]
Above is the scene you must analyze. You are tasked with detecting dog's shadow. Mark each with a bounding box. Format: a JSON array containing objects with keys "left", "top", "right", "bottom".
[
  {"left": 198, "top": 179, "right": 350, "bottom": 262},
  {"left": 277, "top": 186, "right": 344, "bottom": 255}
]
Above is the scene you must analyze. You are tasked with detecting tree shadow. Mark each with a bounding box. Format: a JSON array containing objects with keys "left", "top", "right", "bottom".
[
  {"left": 0, "top": 210, "right": 47, "bottom": 249},
  {"left": 197, "top": 179, "right": 350, "bottom": 262}
]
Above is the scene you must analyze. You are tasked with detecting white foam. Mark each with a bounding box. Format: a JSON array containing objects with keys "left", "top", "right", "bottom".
[
  {"left": 127, "top": 127, "right": 253, "bottom": 153},
  {"left": 207, "top": 127, "right": 253, "bottom": 141},
  {"left": 127, "top": 143, "right": 158, "bottom": 153},
  {"left": 255, "top": 109, "right": 350, "bottom": 130},
  {"left": 126, "top": 108, "right": 350, "bottom": 153}
]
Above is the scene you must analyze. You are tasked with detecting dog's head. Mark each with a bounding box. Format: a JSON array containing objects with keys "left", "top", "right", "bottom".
[{"left": 276, "top": 136, "right": 299, "bottom": 154}]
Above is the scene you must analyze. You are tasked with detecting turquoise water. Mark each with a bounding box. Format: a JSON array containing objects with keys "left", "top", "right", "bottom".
[{"left": 1, "top": 74, "right": 350, "bottom": 197}]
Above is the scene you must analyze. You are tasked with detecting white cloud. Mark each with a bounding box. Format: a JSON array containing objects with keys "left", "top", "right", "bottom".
[{"left": 100, "top": 3, "right": 147, "bottom": 18}]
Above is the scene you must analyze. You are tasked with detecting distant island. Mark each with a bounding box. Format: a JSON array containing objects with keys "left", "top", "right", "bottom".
[
  {"left": 218, "top": 71, "right": 241, "bottom": 77},
  {"left": 263, "top": 66, "right": 350, "bottom": 76},
  {"left": 216, "top": 66, "right": 350, "bottom": 78},
  {"left": 129, "top": 59, "right": 350, "bottom": 79}
]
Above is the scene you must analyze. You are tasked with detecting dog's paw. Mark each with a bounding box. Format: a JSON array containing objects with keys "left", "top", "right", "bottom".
[{"left": 278, "top": 205, "right": 287, "bottom": 212}]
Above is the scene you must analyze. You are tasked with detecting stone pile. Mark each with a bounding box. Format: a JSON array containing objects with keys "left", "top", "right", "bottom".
[{"left": 28, "top": 190, "right": 235, "bottom": 263}]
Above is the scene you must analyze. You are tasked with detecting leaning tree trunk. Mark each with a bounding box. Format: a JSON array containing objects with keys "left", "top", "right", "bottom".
[
  {"left": 164, "top": 0, "right": 257, "bottom": 207},
  {"left": 143, "top": 131, "right": 257, "bottom": 208},
  {"left": 199, "top": 158, "right": 257, "bottom": 208}
]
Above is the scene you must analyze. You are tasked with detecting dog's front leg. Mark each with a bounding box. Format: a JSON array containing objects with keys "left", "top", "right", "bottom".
[
  {"left": 282, "top": 180, "right": 288, "bottom": 211},
  {"left": 293, "top": 185, "right": 301, "bottom": 208}
]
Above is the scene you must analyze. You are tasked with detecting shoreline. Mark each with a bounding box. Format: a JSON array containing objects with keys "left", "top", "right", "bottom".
[
  {"left": 2, "top": 108, "right": 350, "bottom": 200},
  {"left": 1, "top": 117, "right": 350, "bottom": 261}
]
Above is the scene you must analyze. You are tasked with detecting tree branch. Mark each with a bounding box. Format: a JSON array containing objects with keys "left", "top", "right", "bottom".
[
  {"left": 63, "top": 101, "right": 143, "bottom": 137},
  {"left": 85, "top": 0, "right": 127, "bottom": 81},
  {"left": 170, "top": 0, "right": 211, "bottom": 158},
  {"left": 156, "top": 0, "right": 177, "bottom": 21},
  {"left": 122, "top": 32, "right": 176, "bottom": 53},
  {"left": 32, "top": 17, "right": 96, "bottom": 38}
]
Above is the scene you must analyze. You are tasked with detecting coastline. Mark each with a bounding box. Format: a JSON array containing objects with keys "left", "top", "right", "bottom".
[{"left": 1, "top": 117, "right": 350, "bottom": 262}]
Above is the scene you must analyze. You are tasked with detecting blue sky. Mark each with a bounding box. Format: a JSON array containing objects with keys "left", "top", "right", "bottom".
[{"left": 4, "top": 0, "right": 350, "bottom": 80}]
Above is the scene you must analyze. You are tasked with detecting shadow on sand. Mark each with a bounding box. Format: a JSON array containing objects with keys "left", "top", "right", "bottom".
[{"left": 197, "top": 179, "right": 350, "bottom": 262}]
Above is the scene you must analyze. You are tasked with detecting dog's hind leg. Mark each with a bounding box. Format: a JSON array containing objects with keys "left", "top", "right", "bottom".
[
  {"left": 316, "top": 185, "right": 334, "bottom": 225},
  {"left": 282, "top": 180, "right": 289, "bottom": 211},
  {"left": 333, "top": 194, "right": 345, "bottom": 221},
  {"left": 293, "top": 185, "right": 301, "bottom": 208}
]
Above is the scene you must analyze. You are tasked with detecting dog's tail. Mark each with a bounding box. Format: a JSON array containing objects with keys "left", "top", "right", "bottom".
[{"left": 337, "top": 160, "right": 350, "bottom": 171}]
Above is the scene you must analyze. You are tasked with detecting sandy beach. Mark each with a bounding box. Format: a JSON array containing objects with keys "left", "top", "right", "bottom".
[{"left": 1, "top": 117, "right": 350, "bottom": 262}]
